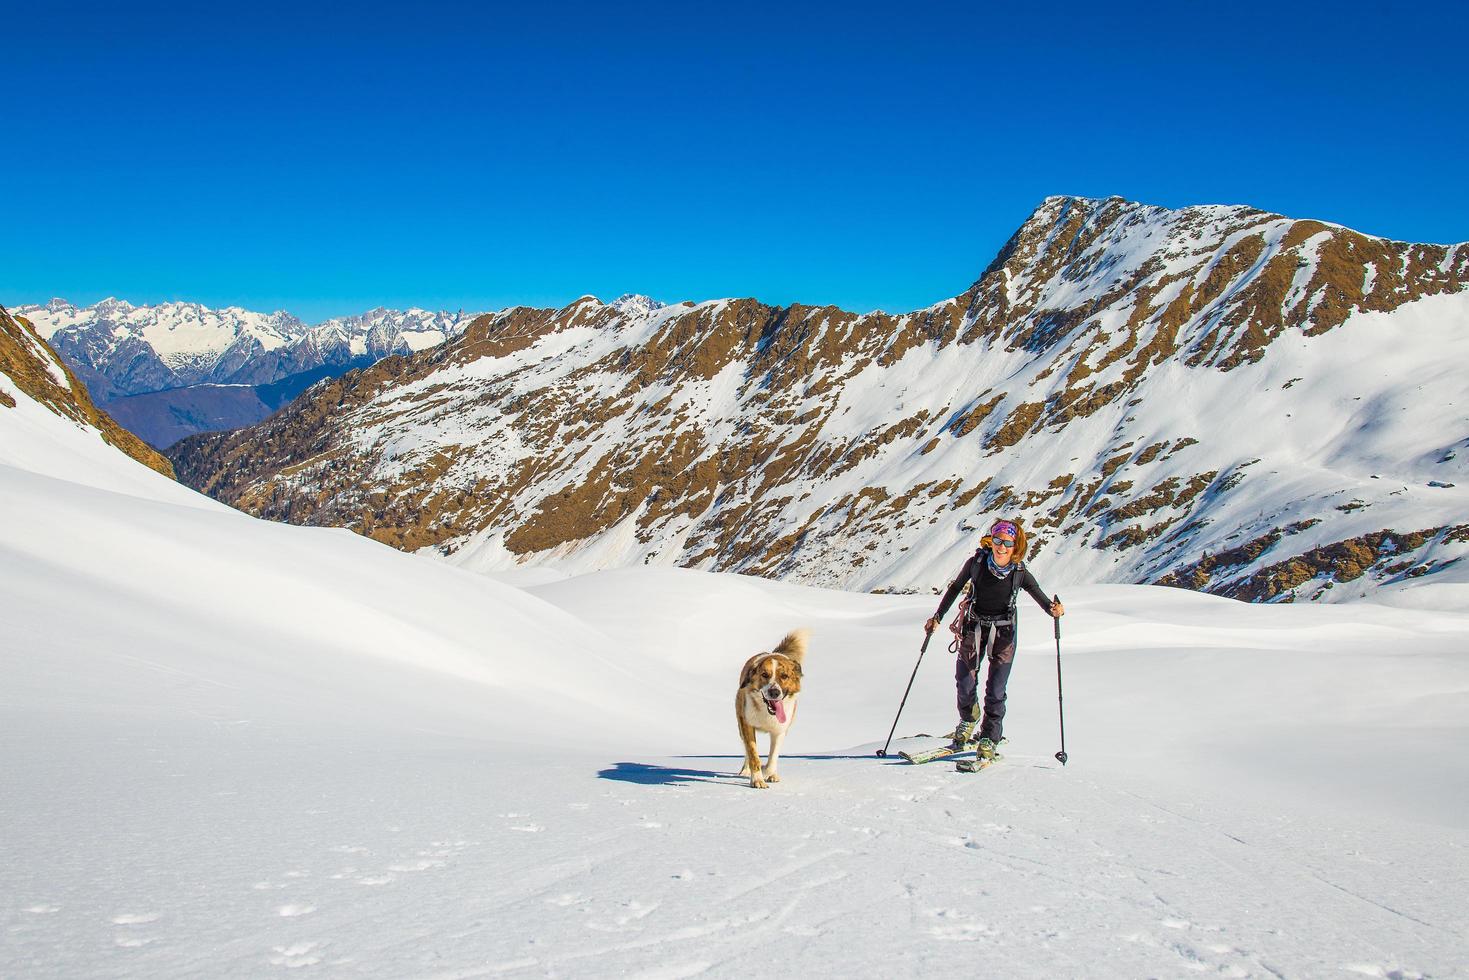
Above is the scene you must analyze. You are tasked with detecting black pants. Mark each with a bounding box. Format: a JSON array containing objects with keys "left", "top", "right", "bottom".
[{"left": 954, "top": 622, "right": 1016, "bottom": 743}]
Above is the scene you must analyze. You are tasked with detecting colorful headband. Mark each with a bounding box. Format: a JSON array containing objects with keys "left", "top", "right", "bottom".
[{"left": 990, "top": 520, "right": 1018, "bottom": 538}]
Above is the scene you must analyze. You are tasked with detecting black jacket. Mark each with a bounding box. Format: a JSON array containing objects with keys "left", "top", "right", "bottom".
[{"left": 934, "top": 548, "right": 1051, "bottom": 623}]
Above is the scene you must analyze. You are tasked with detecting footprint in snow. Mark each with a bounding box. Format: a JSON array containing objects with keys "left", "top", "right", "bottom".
[
  {"left": 589, "top": 899, "right": 660, "bottom": 931},
  {"left": 925, "top": 907, "right": 993, "bottom": 942},
  {"left": 1342, "top": 966, "right": 1426, "bottom": 980},
  {"left": 545, "top": 893, "right": 589, "bottom": 908},
  {"left": 113, "top": 935, "right": 156, "bottom": 948},
  {"left": 387, "top": 858, "right": 446, "bottom": 872},
  {"left": 112, "top": 913, "right": 160, "bottom": 925},
  {"left": 629, "top": 959, "right": 711, "bottom": 979},
  {"left": 619, "top": 900, "right": 658, "bottom": 921},
  {"left": 269, "top": 941, "right": 322, "bottom": 968}
]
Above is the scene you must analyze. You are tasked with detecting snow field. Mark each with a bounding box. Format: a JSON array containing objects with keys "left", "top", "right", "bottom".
[
  {"left": 2, "top": 381, "right": 1467, "bottom": 977},
  {"left": 7, "top": 732, "right": 1463, "bottom": 978}
]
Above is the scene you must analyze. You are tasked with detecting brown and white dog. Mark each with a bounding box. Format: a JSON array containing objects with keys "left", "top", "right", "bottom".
[{"left": 735, "top": 629, "right": 808, "bottom": 789}]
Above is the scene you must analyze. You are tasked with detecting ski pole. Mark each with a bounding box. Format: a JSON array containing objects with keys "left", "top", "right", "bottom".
[
  {"left": 876, "top": 631, "right": 933, "bottom": 757},
  {"left": 1053, "top": 594, "right": 1068, "bottom": 765}
]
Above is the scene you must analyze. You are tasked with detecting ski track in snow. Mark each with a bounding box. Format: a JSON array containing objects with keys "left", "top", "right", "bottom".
[{"left": 4, "top": 739, "right": 1464, "bottom": 978}]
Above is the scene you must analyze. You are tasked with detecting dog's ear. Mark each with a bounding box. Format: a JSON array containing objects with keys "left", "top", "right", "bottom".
[{"left": 739, "top": 654, "right": 761, "bottom": 689}]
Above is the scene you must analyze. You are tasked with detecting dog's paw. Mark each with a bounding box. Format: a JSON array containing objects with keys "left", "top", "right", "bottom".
[
  {"left": 766, "top": 772, "right": 781, "bottom": 783},
  {"left": 750, "top": 776, "right": 769, "bottom": 789}
]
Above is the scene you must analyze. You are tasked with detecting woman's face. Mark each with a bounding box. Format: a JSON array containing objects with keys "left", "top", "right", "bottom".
[{"left": 991, "top": 534, "right": 1015, "bottom": 560}]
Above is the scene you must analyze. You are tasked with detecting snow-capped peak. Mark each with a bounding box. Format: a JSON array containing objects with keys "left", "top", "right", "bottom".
[
  {"left": 12, "top": 299, "right": 490, "bottom": 397},
  {"left": 611, "top": 294, "right": 666, "bottom": 318}
]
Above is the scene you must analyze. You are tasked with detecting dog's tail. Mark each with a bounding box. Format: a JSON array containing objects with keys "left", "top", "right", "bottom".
[{"left": 773, "top": 629, "right": 810, "bottom": 664}]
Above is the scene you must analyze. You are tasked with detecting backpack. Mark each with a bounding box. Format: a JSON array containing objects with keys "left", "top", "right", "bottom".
[{"left": 962, "top": 547, "right": 1025, "bottom": 626}]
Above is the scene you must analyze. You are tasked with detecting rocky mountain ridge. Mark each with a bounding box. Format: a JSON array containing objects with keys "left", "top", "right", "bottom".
[
  {"left": 0, "top": 305, "right": 173, "bottom": 477},
  {"left": 168, "top": 196, "right": 1469, "bottom": 603}
]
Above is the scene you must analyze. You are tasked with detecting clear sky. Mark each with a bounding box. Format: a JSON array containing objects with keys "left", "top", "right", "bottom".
[{"left": 4, "top": 1, "right": 1466, "bottom": 322}]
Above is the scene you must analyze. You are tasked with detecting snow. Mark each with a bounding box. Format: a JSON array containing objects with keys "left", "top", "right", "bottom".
[
  {"left": 3, "top": 369, "right": 1468, "bottom": 977},
  {"left": 9, "top": 300, "right": 488, "bottom": 392}
]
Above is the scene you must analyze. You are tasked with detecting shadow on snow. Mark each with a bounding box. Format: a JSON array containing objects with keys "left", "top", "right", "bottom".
[{"left": 597, "top": 753, "right": 895, "bottom": 787}]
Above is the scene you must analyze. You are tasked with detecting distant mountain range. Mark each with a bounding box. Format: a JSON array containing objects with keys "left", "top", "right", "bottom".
[
  {"left": 10, "top": 300, "right": 485, "bottom": 446},
  {"left": 166, "top": 195, "right": 1469, "bottom": 603}
]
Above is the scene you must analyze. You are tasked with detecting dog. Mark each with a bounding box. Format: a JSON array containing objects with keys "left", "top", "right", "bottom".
[{"left": 735, "top": 629, "right": 808, "bottom": 789}]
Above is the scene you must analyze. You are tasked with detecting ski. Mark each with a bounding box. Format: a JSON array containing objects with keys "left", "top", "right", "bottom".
[
  {"left": 956, "top": 753, "right": 1002, "bottom": 773},
  {"left": 899, "top": 744, "right": 967, "bottom": 765},
  {"left": 900, "top": 736, "right": 1006, "bottom": 767}
]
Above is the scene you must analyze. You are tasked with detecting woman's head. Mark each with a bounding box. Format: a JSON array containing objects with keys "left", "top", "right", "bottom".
[{"left": 981, "top": 518, "right": 1027, "bottom": 561}]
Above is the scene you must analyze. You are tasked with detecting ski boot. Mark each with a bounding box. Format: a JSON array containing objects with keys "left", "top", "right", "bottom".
[
  {"left": 949, "top": 719, "right": 978, "bottom": 751},
  {"left": 956, "top": 737, "right": 1004, "bottom": 773}
]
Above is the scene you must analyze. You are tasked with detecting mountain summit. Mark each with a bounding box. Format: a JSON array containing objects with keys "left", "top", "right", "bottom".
[{"left": 168, "top": 196, "right": 1469, "bottom": 603}]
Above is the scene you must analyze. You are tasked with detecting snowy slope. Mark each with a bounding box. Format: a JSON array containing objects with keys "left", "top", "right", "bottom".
[{"left": 4, "top": 333, "right": 1469, "bottom": 977}]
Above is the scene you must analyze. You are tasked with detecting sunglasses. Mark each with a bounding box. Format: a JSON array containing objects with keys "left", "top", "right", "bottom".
[{"left": 992, "top": 536, "right": 1015, "bottom": 547}]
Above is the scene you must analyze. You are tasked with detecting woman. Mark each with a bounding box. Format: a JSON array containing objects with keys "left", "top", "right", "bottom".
[{"left": 924, "top": 518, "right": 1063, "bottom": 759}]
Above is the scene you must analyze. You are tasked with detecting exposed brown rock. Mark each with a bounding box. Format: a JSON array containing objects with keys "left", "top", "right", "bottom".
[
  {"left": 0, "top": 306, "right": 174, "bottom": 478},
  {"left": 1219, "top": 527, "right": 1446, "bottom": 601}
]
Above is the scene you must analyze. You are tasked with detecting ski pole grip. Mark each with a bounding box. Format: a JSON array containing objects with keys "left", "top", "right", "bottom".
[{"left": 1053, "top": 594, "right": 1061, "bottom": 638}]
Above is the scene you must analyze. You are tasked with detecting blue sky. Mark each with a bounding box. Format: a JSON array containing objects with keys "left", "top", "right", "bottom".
[{"left": 3, "top": 1, "right": 1466, "bottom": 322}]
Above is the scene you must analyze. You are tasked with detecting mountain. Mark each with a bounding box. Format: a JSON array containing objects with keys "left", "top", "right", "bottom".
[
  {"left": 167, "top": 197, "right": 1469, "bottom": 604},
  {"left": 12, "top": 299, "right": 483, "bottom": 399},
  {"left": 97, "top": 358, "right": 377, "bottom": 450},
  {"left": 5, "top": 311, "right": 1466, "bottom": 974},
  {"left": 0, "top": 304, "right": 173, "bottom": 478},
  {"left": 9, "top": 299, "right": 486, "bottom": 447}
]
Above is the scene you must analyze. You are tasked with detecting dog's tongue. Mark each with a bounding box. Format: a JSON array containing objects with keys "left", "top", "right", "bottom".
[{"left": 774, "top": 699, "right": 787, "bottom": 723}]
